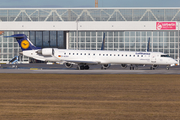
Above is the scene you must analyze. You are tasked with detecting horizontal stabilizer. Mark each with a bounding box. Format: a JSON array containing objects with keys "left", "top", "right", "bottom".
[{"left": 4, "top": 34, "right": 26, "bottom": 39}]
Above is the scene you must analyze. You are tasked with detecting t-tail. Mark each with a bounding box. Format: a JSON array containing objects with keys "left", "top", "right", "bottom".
[
  {"left": 101, "top": 33, "right": 105, "bottom": 50},
  {"left": 4, "top": 34, "right": 41, "bottom": 51}
]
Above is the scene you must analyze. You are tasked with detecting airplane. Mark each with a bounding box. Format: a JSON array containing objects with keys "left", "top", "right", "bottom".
[{"left": 4, "top": 34, "right": 178, "bottom": 70}]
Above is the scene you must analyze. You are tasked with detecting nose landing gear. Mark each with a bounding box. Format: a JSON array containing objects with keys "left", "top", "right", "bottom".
[{"left": 166, "top": 66, "right": 169, "bottom": 70}]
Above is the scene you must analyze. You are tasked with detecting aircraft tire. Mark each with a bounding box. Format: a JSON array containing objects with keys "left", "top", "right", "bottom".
[
  {"left": 84, "top": 65, "right": 89, "bottom": 70},
  {"left": 80, "top": 66, "right": 84, "bottom": 70},
  {"left": 132, "top": 67, "right": 134, "bottom": 70}
]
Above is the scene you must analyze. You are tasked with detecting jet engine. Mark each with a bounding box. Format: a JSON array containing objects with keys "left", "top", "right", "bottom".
[
  {"left": 65, "top": 62, "right": 73, "bottom": 68},
  {"left": 101, "top": 64, "right": 111, "bottom": 69},
  {"left": 121, "top": 64, "right": 127, "bottom": 68},
  {"left": 37, "top": 48, "right": 54, "bottom": 56}
]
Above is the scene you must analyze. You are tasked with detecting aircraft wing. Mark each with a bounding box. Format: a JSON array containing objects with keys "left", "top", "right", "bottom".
[{"left": 63, "top": 60, "right": 101, "bottom": 65}]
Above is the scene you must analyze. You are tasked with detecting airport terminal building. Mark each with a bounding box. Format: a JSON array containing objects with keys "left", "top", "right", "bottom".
[{"left": 0, "top": 8, "right": 180, "bottom": 63}]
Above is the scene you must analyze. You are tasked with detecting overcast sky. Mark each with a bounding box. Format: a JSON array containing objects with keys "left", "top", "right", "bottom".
[{"left": 1, "top": 0, "right": 180, "bottom": 8}]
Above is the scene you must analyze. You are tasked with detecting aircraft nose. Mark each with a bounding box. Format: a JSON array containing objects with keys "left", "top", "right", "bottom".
[
  {"left": 170, "top": 59, "right": 178, "bottom": 66},
  {"left": 173, "top": 59, "right": 178, "bottom": 66}
]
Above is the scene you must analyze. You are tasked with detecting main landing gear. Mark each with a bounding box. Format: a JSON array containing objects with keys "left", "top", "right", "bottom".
[
  {"left": 130, "top": 65, "right": 134, "bottom": 70},
  {"left": 77, "top": 65, "right": 90, "bottom": 70},
  {"left": 129, "top": 64, "right": 138, "bottom": 70}
]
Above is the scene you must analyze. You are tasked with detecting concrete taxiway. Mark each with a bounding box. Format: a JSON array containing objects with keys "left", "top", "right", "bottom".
[{"left": 0, "top": 63, "right": 180, "bottom": 74}]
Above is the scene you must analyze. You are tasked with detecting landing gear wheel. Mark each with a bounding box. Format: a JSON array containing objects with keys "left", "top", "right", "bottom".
[
  {"left": 150, "top": 67, "right": 155, "bottom": 70},
  {"left": 84, "top": 65, "right": 89, "bottom": 70},
  {"left": 77, "top": 65, "right": 89, "bottom": 70},
  {"left": 80, "top": 66, "right": 84, "bottom": 70},
  {"left": 130, "top": 65, "right": 134, "bottom": 70}
]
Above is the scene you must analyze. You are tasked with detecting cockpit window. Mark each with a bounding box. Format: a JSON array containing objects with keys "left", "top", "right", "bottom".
[{"left": 161, "top": 55, "right": 170, "bottom": 57}]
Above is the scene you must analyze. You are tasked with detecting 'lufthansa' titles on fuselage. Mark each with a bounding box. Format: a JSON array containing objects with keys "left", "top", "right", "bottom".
[{"left": 135, "top": 52, "right": 150, "bottom": 55}]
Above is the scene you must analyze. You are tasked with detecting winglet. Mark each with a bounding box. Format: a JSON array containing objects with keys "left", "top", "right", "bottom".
[{"left": 101, "top": 33, "right": 105, "bottom": 50}]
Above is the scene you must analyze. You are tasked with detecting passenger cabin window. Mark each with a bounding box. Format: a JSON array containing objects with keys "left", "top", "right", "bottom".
[
  {"left": 141, "top": 55, "right": 143, "bottom": 57},
  {"left": 80, "top": 53, "right": 82, "bottom": 55},
  {"left": 73, "top": 53, "right": 75, "bottom": 55},
  {"left": 77, "top": 53, "right": 78, "bottom": 55},
  {"left": 99, "top": 54, "right": 101, "bottom": 56},
  {"left": 110, "top": 54, "right": 112, "bottom": 56},
  {"left": 64, "top": 53, "right": 66, "bottom": 55},
  {"left": 133, "top": 55, "right": 135, "bottom": 57},
  {"left": 88, "top": 53, "right": 90, "bottom": 55},
  {"left": 103, "top": 54, "right": 105, "bottom": 56},
  {"left": 106, "top": 54, "right": 108, "bottom": 56},
  {"left": 93, "top": 54, "right": 95, "bottom": 56},
  {"left": 69, "top": 53, "right": 71, "bottom": 55},
  {"left": 84, "top": 53, "right": 86, "bottom": 55}
]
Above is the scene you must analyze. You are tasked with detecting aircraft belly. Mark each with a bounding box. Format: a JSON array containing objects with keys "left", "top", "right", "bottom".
[{"left": 99, "top": 57, "right": 151, "bottom": 64}]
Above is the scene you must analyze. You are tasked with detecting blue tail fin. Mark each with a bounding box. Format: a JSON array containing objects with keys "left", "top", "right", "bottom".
[
  {"left": 4, "top": 34, "right": 41, "bottom": 51},
  {"left": 101, "top": 33, "right": 105, "bottom": 50}
]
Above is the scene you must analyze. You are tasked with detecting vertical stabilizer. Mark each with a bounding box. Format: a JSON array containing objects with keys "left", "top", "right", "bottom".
[{"left": 4, "top": 34, "right": 41, "bottom": 51}]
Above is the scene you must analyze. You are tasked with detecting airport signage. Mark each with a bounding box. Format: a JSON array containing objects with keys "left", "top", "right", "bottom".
[{"left": 156, "top": 22, "right": 176, "bottom": 30}]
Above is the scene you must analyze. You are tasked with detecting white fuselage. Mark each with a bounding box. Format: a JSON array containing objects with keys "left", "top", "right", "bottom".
[{"left": 22, "top": 49, "right": 178, "bottom": 66}]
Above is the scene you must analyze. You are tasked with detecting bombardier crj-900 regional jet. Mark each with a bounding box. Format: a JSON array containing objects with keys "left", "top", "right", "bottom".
[{"left": 5, "top": 34, "right": 178, "bottom": 70}]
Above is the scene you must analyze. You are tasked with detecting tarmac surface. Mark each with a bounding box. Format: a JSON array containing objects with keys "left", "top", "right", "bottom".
[{"left": 0, "top": 63, "right": 180, "bottom": 74}]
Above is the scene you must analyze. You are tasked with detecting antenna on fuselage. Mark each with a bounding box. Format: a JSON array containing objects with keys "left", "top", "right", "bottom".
[{"left": 101, "top": 33, "right": 105, "bottom": 50}]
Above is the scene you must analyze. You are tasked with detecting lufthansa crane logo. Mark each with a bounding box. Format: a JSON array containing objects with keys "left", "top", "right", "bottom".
[{"left": 21, "top": 40, "right": 30, "bottom": 49}]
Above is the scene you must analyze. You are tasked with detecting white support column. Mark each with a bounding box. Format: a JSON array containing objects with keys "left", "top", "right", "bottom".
[{"left": 66, "top": 31, "right": 69, "bottom": 49}]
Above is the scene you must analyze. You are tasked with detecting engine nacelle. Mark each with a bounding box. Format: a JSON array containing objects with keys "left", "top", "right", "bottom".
[
  {"left": 65, "top": 62, "right": 73, "bottom": 68},
  {"left": 37, "top": 48, "right": 54, "bottom": 56},
  {"left": 121, "top": 64, "right": 127, "bottom": 68},
  {"left": 102, "top": 64, "right": 111, "bottom": 69}
]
